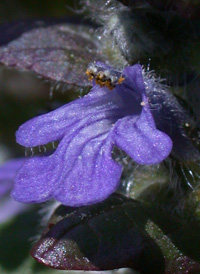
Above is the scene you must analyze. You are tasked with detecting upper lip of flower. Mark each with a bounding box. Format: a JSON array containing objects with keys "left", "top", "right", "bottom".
[{"left": 11, "top": 62, "right": 172, "bottom": 207}]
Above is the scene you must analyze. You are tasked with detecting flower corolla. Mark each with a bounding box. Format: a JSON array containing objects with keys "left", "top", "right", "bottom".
[{"left": 12, "top": 63, "right": 172, "bottom": 206}]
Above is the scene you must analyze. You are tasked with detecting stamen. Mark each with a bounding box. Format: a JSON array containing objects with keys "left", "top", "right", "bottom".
[{"left": 86, "top": 62, "right": 125, "bottom": 90}]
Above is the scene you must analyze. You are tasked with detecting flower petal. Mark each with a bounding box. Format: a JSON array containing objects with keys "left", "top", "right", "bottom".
[
  {"left": 11, "top": 156, "right": 59, "bottom": 203},
  {"left": 122, "top": 64, "right": 145, "bottom": 95},
  {"left": 13, "top": 63, "right": 172, "bottom": 207},
  {"left": 112, "top": 106, "right": 172, "bottom": 165},
  {"left": 12, "top": 95, "right": 126, "bottom": 206},
  {"left": 16, "top": 85, "right": 129, "bottom": 147},
  {"left": 54, "top": 133, "right": 122, "bottom": 206},
  {"left": 16, "top": 64, "right": 144, "bottom": 148}
]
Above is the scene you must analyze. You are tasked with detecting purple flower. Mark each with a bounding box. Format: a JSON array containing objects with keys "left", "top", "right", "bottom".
[
  {"left": 0, "top": 158, "right": 29, "bottom": 223},
  {"left": 12, "top": 63, "right": 172, "bottom": 206}
]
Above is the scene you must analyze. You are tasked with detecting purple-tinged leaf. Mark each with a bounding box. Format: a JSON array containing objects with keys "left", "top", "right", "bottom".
[
  {"left": 0, "top": 23, "right": 104, "bottom": 88},
  {"left": 0, "top": 18, "right": 85, "bottom": 46},
  {"left": 31, "top": 194, "right": 165, "bottom": 274}
]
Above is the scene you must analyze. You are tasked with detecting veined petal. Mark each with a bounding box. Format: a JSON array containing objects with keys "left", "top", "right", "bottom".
[
  {"left": 54, "top": 134, "right": 122, "bottom": 206},
  {"left": 16, "top": 85, "right": 128, "bottom": 147},
  {"left": 112, "top": 64, "right": 172, "bottom": 164},
  {"left": 112, "top": 106, "right": 172, "bottom": 165},
  {"left": 12, "top": 105, "right": 124, "bottom": 206},
  {"left": 11, "top": 156, "right": 59, "bottom": 203},
  {"left": 13, "top": 62, "right": 172, "bottom": 207}
]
